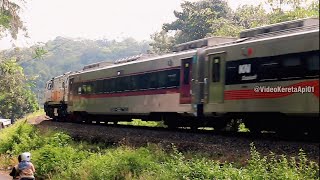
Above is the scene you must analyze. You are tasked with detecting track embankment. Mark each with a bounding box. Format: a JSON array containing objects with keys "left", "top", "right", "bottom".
[{"left": 35, "top": 120, "right": 319, "bottom": 165}]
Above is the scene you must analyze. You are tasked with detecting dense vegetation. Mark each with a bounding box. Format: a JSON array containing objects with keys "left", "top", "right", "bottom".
[
  {"left": 150, "top": 0, "right": 319, "bottom": 53},
  {"left": 2, "top": 37, "right": 150, "bottom": 103},
  {"left": 0, "top": 120, "right": 318, "bottom": 179}
]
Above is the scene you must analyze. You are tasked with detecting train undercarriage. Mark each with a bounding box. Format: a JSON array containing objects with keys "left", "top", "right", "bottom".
[{"left": 44, "top": 103, "right": 319, "bottom": 137}]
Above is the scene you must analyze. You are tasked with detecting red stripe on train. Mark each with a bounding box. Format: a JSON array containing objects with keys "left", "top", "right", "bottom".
[{"left": 224, "top": 80, "right": 319, "bottom": 100}]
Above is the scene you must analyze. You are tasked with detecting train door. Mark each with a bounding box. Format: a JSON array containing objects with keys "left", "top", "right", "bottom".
[
  {"left": 180, "top": 58, "right": 193, "bottom": 104},
  {"left": 208, "top": 53, "right": 226, "bottom": 103},
  {"left": 68, "top": 78, "right": 74, "bottom": 106},
  {"left": 63, "top": 78, "right": 67, "bottom": 102},
  {"left": 45, "top": 80, "right": 53, "bottom": 102}
]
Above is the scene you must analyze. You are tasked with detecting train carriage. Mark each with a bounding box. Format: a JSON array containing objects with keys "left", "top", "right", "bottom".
[
  {"left": 44, "top": 17, "right": 319, "bottom": 134},
  {"left": 194, "top": 18, "right": 319, "bottom": 132},
  {"left": 67, "top": 50, "right": 197, "bottom": 123}
]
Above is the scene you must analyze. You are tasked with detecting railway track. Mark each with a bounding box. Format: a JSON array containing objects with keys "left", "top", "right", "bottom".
[
  {"left": 36, "top": 119, "right": 320, "bottom": 164},
  {"left": 49, "top": 117, "right": 319, "bottom": 143}
]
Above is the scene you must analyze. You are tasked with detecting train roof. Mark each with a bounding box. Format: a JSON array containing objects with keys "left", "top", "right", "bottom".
[
  {"left": 70, "top": 49, "right": 197, "bottom": 76},
  {"left": 60, "top": 17, "right": 320, "bottom": 79},
  {"left": 240, "top": 17, "right": 319, "bottom": 38},
  {"left": 172, "top": 36, "right": 237, "bottom": 52}
]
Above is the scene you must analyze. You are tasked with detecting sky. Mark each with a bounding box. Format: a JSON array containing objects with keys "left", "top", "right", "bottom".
[{"left": 0, "top": 0, "right": 257, "bottom": 50}]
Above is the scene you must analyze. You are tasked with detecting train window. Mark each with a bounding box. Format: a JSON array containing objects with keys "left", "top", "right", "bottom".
[
  {"left": 103, "top": 79, "right": 109, "bottom": 93},
  {"left": 281, "top": 56, "right": 303, "bottom": 79},
  {"left": 91, "top": 81, "right": 97, "bottom": 94},
  {"left": 167, "top": 69, "right": 180, "bottom": 87},
  {"left": 127, "top": 76, "right": 138, "bottom": 91},
  {"left": 78, "top": 86, "right": 82, "bottom": 94},
  {"left": 105, "top": 79, "right": 115, "bottom": 93},
  {"left": 225, "top": 60, "right": 239, "bottom": 85},
  {"left": 120, "top": 77, "right": 127, "bottom": 92},
  {"left": 282, "top": 57, "right": 301, "bottom": 67},
  {"left": 125, "top": 76, "right": 134, "bottom": 91},
  {"left": 138, "top": 74, "right": 150, "bottom": 90},
  {"left": 51, "top": 81, "right": 54, "bottom": 89},
  {"left": 305, "top": 52, "right": 319, "bottom": 78},
  {"left": 86, "top": 85, "right": 91, "bottom": 94},
  {"left": 96, "top": 80, "right": 104, "bottom": 94},
  {"left": 307, "top": 53, "right": 319, "bottom": 71},
  {"left": 114, "top": 78, "right": 122, "bottom": 92},
  {"left": 158, "top": 71, "right": 167, "bottom": 88},
  {"left": 81, "top": 84, "right": 87, "bottom": 94},
  {"left": 212, "top": 57, "right": 220, "bottom": 82},
  {"left": 132, "top": 76, "right": 139, "bottom": 91},
  {"left": 258, "top": 59, "right": 279, "bottom": 81},
  {"left": 149, "top": 73, "right": 158, "bottom": 89},
  {"left": 183, "top": 62, "right": 190, "bottom": 85},
  {"left": 47, "top": 82, "right": 52, "bottom": 90}
]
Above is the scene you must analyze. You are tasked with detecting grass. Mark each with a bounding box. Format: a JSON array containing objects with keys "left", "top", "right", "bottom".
[
  {"left": 118, "top": 119, "right": 166, "bottom": 127},
  {"left": 23, "top": 109, "right": 45, "bottom": 119},
  {"left": 0, "top": 117, "right": 319, "bottom": 180}
]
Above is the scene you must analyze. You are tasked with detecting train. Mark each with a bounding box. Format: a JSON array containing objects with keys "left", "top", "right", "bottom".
[{"left": 44, "top": 18, "right": 319, "bottom": 134}]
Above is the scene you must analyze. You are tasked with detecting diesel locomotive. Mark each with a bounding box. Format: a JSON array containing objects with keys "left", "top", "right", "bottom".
[{"left": 44, "top": 18, "right": 319, "bottom": 134}]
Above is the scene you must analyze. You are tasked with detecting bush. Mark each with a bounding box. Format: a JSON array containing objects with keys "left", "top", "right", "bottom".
[
  {"left": 0, "top": 120, "right": 319, "bottom": 180},
  {"left": 57, "top": 147, "right": 162, "bottom": 180},
  {"left": 0, "top": 120, "right": 43, "bottom": 154},
  {"left": 32, "top": 145, "right": 89, "bottom": 178}
]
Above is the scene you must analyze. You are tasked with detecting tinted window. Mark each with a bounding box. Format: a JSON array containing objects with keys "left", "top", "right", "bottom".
[
  {"left": 158, "top": 71, "right": 167, "bottom": 88},
  {"left": 149, "top": 73, "right": 158, "bottom": 89},
  {"left": 225, "top": 62, "right": 238, "bottom": 85},
  {"left": 212, "top": 57, "right": 220, "bottom": 82},
  {"left": 138, "top": 74, "right": 150, "bottom": 90},
  {"left": 77, "top": 86, "right": 82, "bottom": 94},
  {"left": 106, "top": 79, "right": 116, "bottom": 93},
  {"left": 281, "top": 56, "right": 304, "bottom": 79},
  {"left": 167, "top": 69, "right": 180, "bottom": 87},
  {"left": 307, "top": 54, "right": 319, "bottom": 71},
  {"left": 96, "top": 80, "right": 104, "bottom": 93},
  {"left": 183, "top": 62, "right": 190, "bottom": 85},
  {"left": 118, "top": 77, "right": 128, "bottom": 92},
  {"left": 258, "top": 60, "right": 279, "bottom": 81}
]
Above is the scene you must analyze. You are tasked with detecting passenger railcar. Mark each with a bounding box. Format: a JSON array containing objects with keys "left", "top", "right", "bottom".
[
  {"left": 44, "top": 18, "right": 319, "bottom": 134},
  {"left": 195, "top": 18, "right": 319, "bottom": 133}
]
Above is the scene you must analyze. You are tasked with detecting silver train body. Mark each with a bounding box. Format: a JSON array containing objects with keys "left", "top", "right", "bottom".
[{"left": 44, "top": 18, "right": 319, "bottom": 133}]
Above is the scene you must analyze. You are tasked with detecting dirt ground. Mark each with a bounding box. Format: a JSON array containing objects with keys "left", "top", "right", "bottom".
[{"left": 0, "top": 171, "right": 11, "bottom": 180}]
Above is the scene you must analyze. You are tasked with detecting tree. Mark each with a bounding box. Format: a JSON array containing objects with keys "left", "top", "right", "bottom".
[
  {"left": 149, "top": 31, "right": 175, "bottom": 54},
  {"left": 162, "top": 0, "right": 231, "bottom": 44},
  {"left": 0, "top": 0, "right": 26, "bottom": 39},
  {"left": 266, "top": 0, "right": 319, "bottom": 23},
  {"left": 0, "top": 58, "right": 38, "bottom": 119},
  {"left": 0, "top": 0, "right": 38, "bottom": 119}
]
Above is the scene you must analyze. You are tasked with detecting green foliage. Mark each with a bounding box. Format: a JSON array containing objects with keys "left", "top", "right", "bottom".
[
  {"left": 0, "top": 59, "right": 39, "bottom": 119},
  {"left": 151, "top": 0, "right": 319, "bottom": 53},
  {"left": 163, "top": 0, "right": 230, "bottom": 44},
  {"left": 33, "top": 46, "right": 48, "bottom": 60},
  {"left": 118, "top": 119, "right": 165, "bottom": 127},
  {"left": 32, "top": 145, "right": 88, "bottom": 178},
  {"left": 149, "top": 31, "right": 175, "bottom": 54},
  {"left": 0, "top": 0, "right": 26, "bottom": 39},
  {"left": 247, "top": 143, "right": 320, "bottom": 180},
  {"left": 0, "top": 118, "right": 319, "bottom": 180},
  {"left": 238, "top": 123, "right": 250, "bottom": 132},
  {"left": 0, "top": 37, "right": 150, "bottom": 105},
  {"left": 62, "top": 147, "right": 162, "bottom": 180},
  {"left": 0, "top": 120, "right": 42, "bottom": 154}
]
